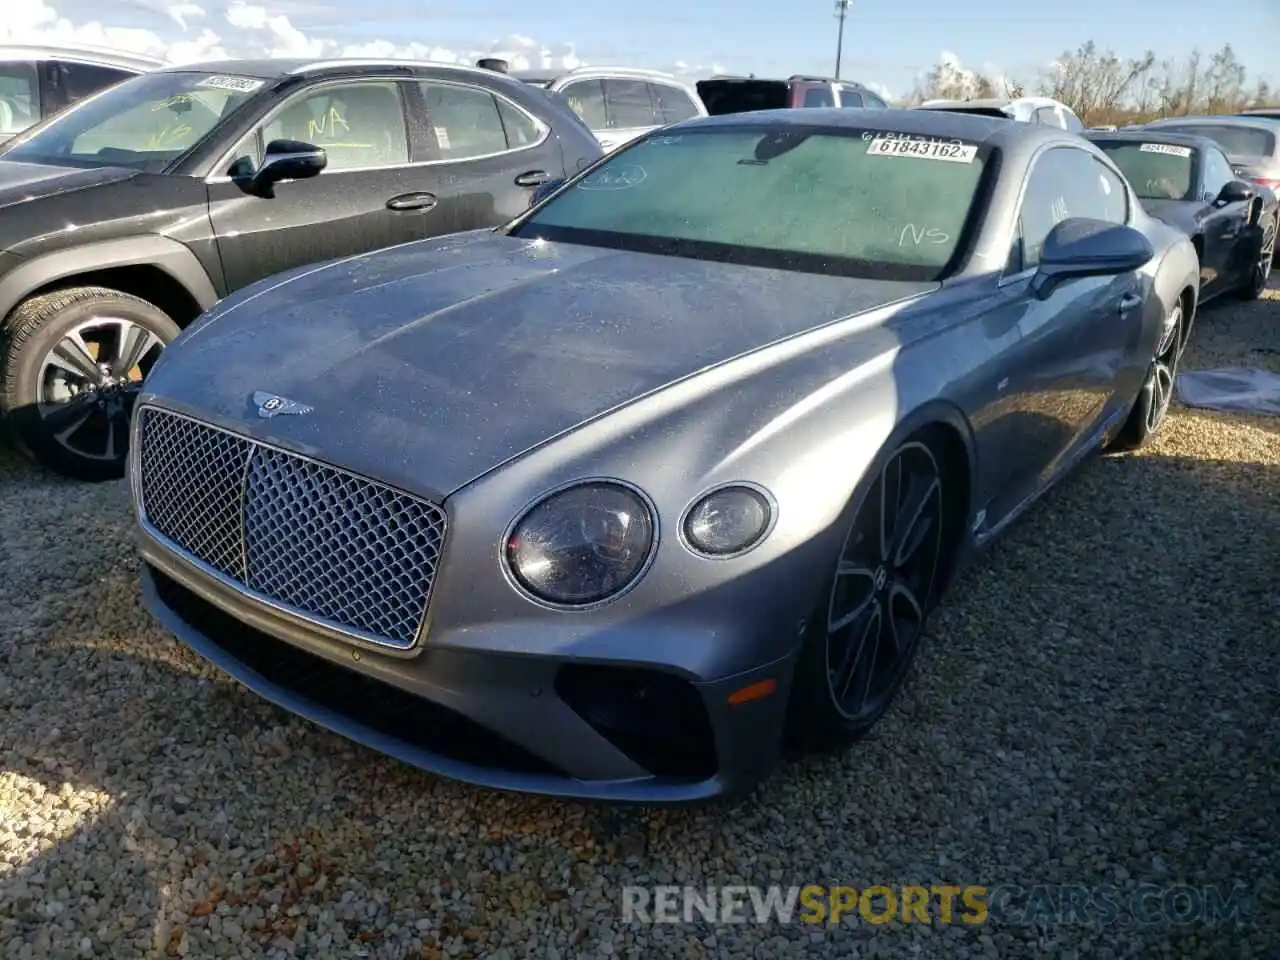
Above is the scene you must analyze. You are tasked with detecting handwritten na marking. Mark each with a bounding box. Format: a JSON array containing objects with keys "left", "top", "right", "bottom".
[
  {"left": 307, "top": 106, "right": 350, "bottom": 141},
  {"left": 899, "top": 224, "right": 950, "bottom": 247}
]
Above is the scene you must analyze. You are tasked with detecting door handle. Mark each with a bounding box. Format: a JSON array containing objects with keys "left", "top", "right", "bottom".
[
  {"left": 386, "top": 192, "right": 437, "bottom": 211},
  {"left": 514, "top": 170, "right": 552, "bottom": 187},
  {"left": 1117, "top": 292, "right": 1143, "bottom": 314}
]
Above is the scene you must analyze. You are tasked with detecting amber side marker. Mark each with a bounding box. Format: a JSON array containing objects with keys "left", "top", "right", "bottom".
[{"left": 727, "top": 678, "right": 777, "bottom": 705}]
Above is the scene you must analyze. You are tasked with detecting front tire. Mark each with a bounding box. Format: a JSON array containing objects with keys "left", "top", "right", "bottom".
[
  {"left": 1108, "top": 295, "right": 1185, "bottom": 452},
  {"left": 1, "top": 286, "right": 179, "bottom": 482},
  {"left": 787, "top": 437, "right": 951, "bottom": 746}
]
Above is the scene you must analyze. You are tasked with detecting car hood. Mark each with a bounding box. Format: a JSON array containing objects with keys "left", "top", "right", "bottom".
[
  {"left": 0, "top": 160, "right": 141, "bottom": 212},
  {"left": 145, "top": 231, "right": 935, "bottom": 498},
  {"left": 1139, "top": 198, "right": 1196, "bottom": 230}
]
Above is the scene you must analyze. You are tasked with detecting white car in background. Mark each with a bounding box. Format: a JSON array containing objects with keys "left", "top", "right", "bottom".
[
  {"left": 0, "top": 43, "right": 167, "bottom": 143},
  {"left": 479, "top": 62, "right": 707, "bottom": 153},
  {"left": 918, "top": 95, "right": 1085, "bottom": 132}
]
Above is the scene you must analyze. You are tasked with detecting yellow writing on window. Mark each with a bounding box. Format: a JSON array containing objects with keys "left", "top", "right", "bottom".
[
  {"left": 307, "top": 106, "right": 350, "bottom": 140},
  {"left": 145, "top": 123, "right": 193, "bottom": 148},
  {"left": 153, "top": 94, "right": 196, "bottom": 112}
]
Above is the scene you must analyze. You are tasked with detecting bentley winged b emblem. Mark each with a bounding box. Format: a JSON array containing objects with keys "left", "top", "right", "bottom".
[{"left": 253, "top": 391, "right": 313, "bottom": 419}]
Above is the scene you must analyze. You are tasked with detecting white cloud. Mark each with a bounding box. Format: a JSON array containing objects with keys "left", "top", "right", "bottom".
[{"left": 918, "top": 50, "right": 1015, "bottom": 100}]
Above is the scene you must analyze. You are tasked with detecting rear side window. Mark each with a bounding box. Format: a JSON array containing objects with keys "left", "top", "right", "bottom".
[
  {"left": 603, "top": 79, "right": 657, "bottom": 128},
  {"left": 1034, "top": 106, "right": 1065, "bottom": 128},
  {"left": 418, "top": 82, "right": 509, "bottom": 160},
  {"left": 837, "top": 85, "right": 864, "bottom": 108},
  {"left": 495, "top": 97, "right": 543, "bottom": 148},
  {"left": 1155, "top": 124, "right": 1276, "bottom": 158},
  {"left": 802, "top": 86, "right": 835, "bottom": 108},
  {"left": 560, "top": 79, "right": 606, "bottom": 129},
  {"left": 649, "top": 83, "right": 699, "bottom": 123},
  {"left": 50, "top": 61, "right": 134, "bottom": 106},
  {"left": 0, "top": 60, "right": 40, "bottom": 134}
]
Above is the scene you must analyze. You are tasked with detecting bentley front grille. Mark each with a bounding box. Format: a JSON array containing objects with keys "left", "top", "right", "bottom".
[{"left": 135, "top": 406, "right": 447, "bottom": 649}]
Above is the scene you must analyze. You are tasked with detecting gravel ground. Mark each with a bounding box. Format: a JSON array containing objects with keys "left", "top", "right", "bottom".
[{"left": 2, "top": 289, "right": 1277, "bottom": 960}]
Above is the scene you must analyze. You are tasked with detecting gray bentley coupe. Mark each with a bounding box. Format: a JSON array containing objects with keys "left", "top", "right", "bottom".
[{"left": 129, "top": 108, "right": 1200, "bottom": 802}]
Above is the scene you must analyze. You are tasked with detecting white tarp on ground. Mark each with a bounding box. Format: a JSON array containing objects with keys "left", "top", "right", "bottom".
[{"left": 1176, "top": 368, "right": 1280, "bottom": 416}]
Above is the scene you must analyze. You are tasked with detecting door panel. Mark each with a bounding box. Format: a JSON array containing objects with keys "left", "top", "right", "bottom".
[
  {"left": 990, "top": 147, "right": 1136, "bottom": 511},
  {"left": 1197, "top": 147, "right": 1249, "bottom": 294},
  {"left": 416, "top": 80, "right": 565, "bottom": 232},
  {"left": 207, "top": 79, "right": 431, "bottom": 292}
]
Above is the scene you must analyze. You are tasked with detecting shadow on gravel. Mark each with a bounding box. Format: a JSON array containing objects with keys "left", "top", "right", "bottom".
[{"left": 2, "top": 432, "right": 1277, "bottom": 958}]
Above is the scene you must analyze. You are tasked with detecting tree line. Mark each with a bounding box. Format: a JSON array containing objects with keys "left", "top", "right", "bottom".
[{"left": 903, "top": 42, "right": 1273, "bottom": 127}]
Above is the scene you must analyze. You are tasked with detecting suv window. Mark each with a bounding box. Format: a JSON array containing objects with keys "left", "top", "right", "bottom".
[
  {"left": 837, "top": 85, "right": 864, "bottom": 108},
  {"left": 1201, "top": 146, "right": 1236, "bottom": 200},
  {"left": 419, "top": 81, "right": 514, "bottom": 159},
  {"left": 0, "top": 61, "right": 40, "bottom": 135},
  {"left": 603, "top": 79, "right": 657, "bottom": 128},
  {"left": 1062, "top": 109, "right": 1084, "bottom": 133},
  {"left": 50, "top": 61, "right": 134, "bottom": 106},
  {"left": 560, "top": 79, "right": 606, "bottom": 129},
  {"left": 266, "top": 81, "right": 409, "bottom": 171},
  {"left": 1011, "top": 147, "right": 1127, "bottom": 272},
  {"left": 803, "top": 86, "right": 835, "bottom": 108},
  {"left": 495, "top": 97, "right": 543, "bottom": 148},
  {"left": 649, "top": 83, "right": 699, "bottom": 123},
  {"left": 863, "top": 91, "right": 888, "bottom": 109},
  {"left": 1033, "top": 106, "right": 1065, "bottom": 128}
]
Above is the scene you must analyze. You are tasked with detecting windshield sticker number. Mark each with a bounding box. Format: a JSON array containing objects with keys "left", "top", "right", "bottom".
[
  {"left": 865, "top": 134, "right": 977, "bottom": 163},
  {"left": 197, "top": 76, "right": 265, "bottom": 94},
  {"left": 1139, "top": 143, "right": 1192, "bottom": 158},
  {"left": 577, "top": 165, "right": 647, "bottom": 190}
]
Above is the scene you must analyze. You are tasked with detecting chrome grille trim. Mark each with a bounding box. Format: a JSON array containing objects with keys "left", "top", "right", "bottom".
[{"left": 132, "top": 404, "right": 447, "bottom": 650}]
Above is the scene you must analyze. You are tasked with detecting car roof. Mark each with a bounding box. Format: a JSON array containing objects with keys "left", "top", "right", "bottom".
[
  {"left": 0, "top": 43, "right": 167, "bottom": 71},
  {"left": 1084, "top": 129, "right": 1218, "bottom": 151},
  {"left": 510, "top": 65, "right": 693, "bottom": 85},
  {"left": 1145, "top": 114, "right": 1279, "bottom": 132},
  {"left": 679, "top": 106, "right": 1063, "bottom": 148},
  {"left": 153, "top": 57, "right": 509, "bottom": 83}
]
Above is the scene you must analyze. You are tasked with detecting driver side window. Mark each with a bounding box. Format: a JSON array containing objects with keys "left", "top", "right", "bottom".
[
  {"left": 238, "top": 80, "right": 411, "bottom": 174},
  {"left": 1009, "top": 147, "right": 1121, "bottom": 273},
  {"left": 1201, "top": 148, "right": 1235, "bottom": 201}
]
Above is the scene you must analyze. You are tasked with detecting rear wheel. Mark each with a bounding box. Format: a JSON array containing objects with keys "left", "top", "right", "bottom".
[
  {"left": 788, "top": 437, "right": 951, "bottom": 745},
  {"left": 2, "top": 286, "right": 179, "bottom": 481},
  {"left": 1236, "top": 213, "right": 1276, "bottom": 301}
]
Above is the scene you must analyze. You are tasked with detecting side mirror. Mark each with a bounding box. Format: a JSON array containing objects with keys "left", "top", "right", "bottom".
[
  {"left": 1030, "top": 217, "right": 1155, "bottom": 301},
  {"left": 237, "top": 139, "right": 327, "bottom": 197},
  {"left": 529, "top": 177, "right": 566, "bottom": 208},
  {"left": 1216, "top": 179, "right": 1254, "bottom": 205}
]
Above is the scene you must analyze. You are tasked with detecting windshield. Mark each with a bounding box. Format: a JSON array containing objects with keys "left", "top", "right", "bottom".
[
  {"left": 0, "top": 71, "right": 265, "bottom": 173},
  {"left": 1093, "top": 141, "right": 1195, "bottom": 201},
  {"left": 513, "top": 125, "right": 989, "bottom": 280},
  {"left": 0, "top": 61, "right": 40, "bottom": 135},
  {"left": 1152, "top": 123, "right": 1276, "bottom": 158}
]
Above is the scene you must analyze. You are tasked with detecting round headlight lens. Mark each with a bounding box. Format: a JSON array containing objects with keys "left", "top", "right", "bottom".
[
  {"left": 506, "top": 482, "right": 655, "bottom": 606},
  {"left": 683, "top": 486, "right": 772, "bottom": 557}
]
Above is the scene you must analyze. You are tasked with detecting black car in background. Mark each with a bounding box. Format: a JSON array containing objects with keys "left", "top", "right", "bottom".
[
  {"left": 1086, "top": 129, "right": 1277, "bottom": 304},
  {"left": 0, "top": 43, "right": 166, "bottom": 144},
  {"left": 0, "top": 57, "right": 603, "bottom": 481}
]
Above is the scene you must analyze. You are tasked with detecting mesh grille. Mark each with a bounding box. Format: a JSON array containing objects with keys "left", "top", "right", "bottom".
[{"left": 136, "top": 407, "right": 447, "bottom": 649}]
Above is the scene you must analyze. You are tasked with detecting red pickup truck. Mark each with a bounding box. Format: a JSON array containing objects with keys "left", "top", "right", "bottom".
[{"left": 695, "top": 75, "right": 889, "bottom": 114}]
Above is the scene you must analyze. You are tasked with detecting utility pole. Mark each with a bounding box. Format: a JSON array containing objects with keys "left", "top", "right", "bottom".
[{"left": 833, "top": 0, "right": 852, "bottom": 79}]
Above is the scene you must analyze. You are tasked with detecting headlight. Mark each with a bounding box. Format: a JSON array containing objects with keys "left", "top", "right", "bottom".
[
  {"left": 505, "top": 481, "right": 656, "bottom": 606},
  {"left": 681, "top": 485, "right": 773, "bottom": 557}
]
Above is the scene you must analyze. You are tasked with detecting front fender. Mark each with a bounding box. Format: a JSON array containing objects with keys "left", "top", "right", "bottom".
[{"left": 0, "top": 235, "right": 219, "bottom": 327}]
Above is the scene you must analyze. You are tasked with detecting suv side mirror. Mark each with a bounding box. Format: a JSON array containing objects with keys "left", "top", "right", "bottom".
[
  {"left": 1216, "top": 180, "right": 1254, "bottom": 205},
  {"left": 238, "top": 139, "right": 327, "bottom": 197},
  {"left": 1030, "top": 217, "right": 1154, "bottom": 300}
]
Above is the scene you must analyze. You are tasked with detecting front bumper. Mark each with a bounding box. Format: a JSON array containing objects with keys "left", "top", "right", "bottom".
[{"left": 139, "top": 537, "right": 801, "bottom": 804}]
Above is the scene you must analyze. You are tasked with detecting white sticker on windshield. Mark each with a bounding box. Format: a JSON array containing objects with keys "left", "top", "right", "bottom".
[
  {"left": 197, "top": 75, "right": 265, "bottom": 94},
  {"left": 434, "top": 126, "right": 451, "bottom": 149},
  {"left": 865, "top": 134, "right": 977, "bottom": 163},
  {"left": 1139, "top": 143, "right": 1192, "bottom": 158}
]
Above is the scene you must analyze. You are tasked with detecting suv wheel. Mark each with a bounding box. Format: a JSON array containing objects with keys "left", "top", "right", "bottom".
[{"left": 2, "top": 286, "right": 179, "bottom": 482}]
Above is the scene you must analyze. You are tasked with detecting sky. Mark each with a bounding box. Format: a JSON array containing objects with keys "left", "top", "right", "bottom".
[{"left": 3, "top": 0, "right": 1276, "bottom": 101}]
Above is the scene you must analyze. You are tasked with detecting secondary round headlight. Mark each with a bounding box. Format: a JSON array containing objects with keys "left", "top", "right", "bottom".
[
  {"left": 505, "top": 482, "right": 655, "bottom": 606},
  {"left": 682, "top": 485, "right": 773, "bottom": 557}
]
